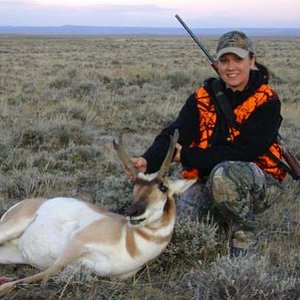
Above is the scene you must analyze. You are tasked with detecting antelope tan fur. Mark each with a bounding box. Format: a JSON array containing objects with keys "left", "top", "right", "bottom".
[{"left": 0, "top": 130, "right": 196, "bottom": 296}]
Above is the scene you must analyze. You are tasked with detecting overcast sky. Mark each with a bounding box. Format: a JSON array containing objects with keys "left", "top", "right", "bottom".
[{"left": 1, "top": 0, "right": 300, "bottom": 28}]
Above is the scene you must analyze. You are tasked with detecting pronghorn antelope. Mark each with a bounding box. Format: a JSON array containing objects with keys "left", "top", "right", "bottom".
[{"left": 0, "top": 130, "right": 196, "bottom": 296}]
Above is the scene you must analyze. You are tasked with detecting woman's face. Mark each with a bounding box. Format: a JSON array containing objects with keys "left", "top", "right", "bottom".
[{"left": 217, "top": 53, "right": 255, "bottom": 91}]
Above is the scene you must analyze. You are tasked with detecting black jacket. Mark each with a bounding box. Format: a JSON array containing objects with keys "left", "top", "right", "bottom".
[{"left": 142, "top": 70, "right": 282, "bottom": 177}]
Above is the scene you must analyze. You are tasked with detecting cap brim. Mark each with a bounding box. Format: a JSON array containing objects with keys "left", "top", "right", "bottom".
[{"left": 216, "top": 47, "right": 249, "bottom": 60}]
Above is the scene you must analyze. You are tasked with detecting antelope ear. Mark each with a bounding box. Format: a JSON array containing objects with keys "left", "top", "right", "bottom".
[{"left": 168, "top": 179, "right": 197, "bottom": 195}]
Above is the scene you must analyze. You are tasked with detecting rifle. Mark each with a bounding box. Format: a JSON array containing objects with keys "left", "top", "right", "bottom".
[
  {"left": 175, "top": 14, "right": 300, "bottom": 180},
  {"left": 278, "top": 135, "right": 300, "bottom": 180},
  {"left": 175, "top": 14, "right": 219, "bottom": 74}
]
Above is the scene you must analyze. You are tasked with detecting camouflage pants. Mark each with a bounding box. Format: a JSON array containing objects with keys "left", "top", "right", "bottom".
[{"left": 177, "top": 161, "right": 282, "bottom": 250}]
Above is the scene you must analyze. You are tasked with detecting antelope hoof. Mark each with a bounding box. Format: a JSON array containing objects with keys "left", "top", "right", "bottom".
[{"left": 0, "top": 276, "right": 15, "bottom": 285}]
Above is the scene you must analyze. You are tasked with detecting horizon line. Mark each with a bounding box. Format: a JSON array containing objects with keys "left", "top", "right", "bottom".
[
  {"left": 1, "top": 25, "right": 300, "bottom": 29},
  {"left": 1, "top": 26, "right": 300, "bottom": 37}
]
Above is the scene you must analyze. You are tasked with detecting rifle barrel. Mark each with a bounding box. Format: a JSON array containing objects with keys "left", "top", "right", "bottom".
[{"left": 175, "top": 14, "right": 215, "bottom": 64}]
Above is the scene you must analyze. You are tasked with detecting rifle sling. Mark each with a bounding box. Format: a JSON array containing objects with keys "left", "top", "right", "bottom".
[
  {"left": 211, "top": 79, "right": 241, "bottom": 130},
  {"left": 211, "top": 79, "right": 299, "bottom": 180}
]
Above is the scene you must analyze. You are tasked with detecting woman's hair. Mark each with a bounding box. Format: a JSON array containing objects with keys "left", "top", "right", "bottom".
[{"left": 250, "top": 52, "right": 270, "bottom": 82}]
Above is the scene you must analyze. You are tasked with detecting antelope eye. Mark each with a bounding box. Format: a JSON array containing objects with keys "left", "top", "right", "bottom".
[{"left": 159, "top": 183, "right": 168, "bottom": 193}]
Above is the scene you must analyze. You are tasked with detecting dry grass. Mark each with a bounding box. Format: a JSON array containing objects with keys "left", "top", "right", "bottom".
[{"left": 0, "top": 35, "right": 299, "bottom": 299}]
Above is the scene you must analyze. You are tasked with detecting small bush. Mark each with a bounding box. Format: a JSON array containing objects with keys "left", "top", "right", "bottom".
[
  {"left": 166, "top": 72, "right": 191, "bottom": 90},
  {"left": 49, "top": 78, "right": 72, "bottom": 89},
  {"left": 184, "top": 254, "right": 300, "bottom": 299}
]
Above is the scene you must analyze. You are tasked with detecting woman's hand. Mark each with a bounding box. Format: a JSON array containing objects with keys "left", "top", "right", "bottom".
[
  {"left": 173, "top": 143, "right": 182, "bottom": 163},
  {"left": 124, "top": 157, "right": 147, "bottom": 179},
  {"left": 131, "top": 157, "right": 147, "bottom": 173}
]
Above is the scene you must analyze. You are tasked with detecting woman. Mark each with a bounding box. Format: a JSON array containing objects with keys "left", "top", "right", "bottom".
[{"left": 128, "top": 31, "right": 286, "bottom": 258}]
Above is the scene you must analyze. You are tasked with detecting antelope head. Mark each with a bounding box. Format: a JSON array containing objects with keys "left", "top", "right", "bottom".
[{"left": 113, "top": 130, "right": 195, "bottom": 227}]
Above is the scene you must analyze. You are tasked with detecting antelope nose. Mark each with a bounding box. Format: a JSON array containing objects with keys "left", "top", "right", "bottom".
[{"left": 126, "top": 201, "right": 146, "bottom": 217}]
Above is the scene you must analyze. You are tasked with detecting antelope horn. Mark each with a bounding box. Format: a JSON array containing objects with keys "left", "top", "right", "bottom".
[
  {"left": 113, "top": 134, "right": 139, "bottom": 177},
  {"left": 157, "top": 129, "right": 179, "bottom": 179}
]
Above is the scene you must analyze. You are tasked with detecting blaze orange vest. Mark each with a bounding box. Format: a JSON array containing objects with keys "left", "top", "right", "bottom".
[{"left": 182, "top": 84, "right": 286, "bottom": 181}]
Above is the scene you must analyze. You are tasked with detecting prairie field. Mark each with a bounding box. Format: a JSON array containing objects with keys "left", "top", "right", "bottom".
[{"left": 0, "top": 34, "right": 300, "bottom": 299}]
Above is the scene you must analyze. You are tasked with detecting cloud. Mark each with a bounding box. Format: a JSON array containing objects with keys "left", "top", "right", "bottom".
[
  {"left": 0, "top": 0, "right": 300, "bottom": 27},
  {"left": 0, "top": 0, "right": 33, "bottom": 9},
  {"left": 65, "top": 5, "right": 175, "bottom": 27},
  {"left": 0, "top": 2, "right": 175, "bottom": 26}
]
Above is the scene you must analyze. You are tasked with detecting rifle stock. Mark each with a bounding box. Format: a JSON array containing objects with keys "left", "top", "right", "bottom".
[{"left": 282, "top": 146, "right": 300, "bottom": 180}]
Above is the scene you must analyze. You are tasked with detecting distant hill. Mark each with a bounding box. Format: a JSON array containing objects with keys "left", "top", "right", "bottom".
[{"left": 0, "top": 26, "right": 300, "bottom": 37}]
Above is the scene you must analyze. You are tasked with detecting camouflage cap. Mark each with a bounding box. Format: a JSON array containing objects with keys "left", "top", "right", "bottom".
[{"left": 216, "top": 31, "right": 255, "bottom": 60}]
